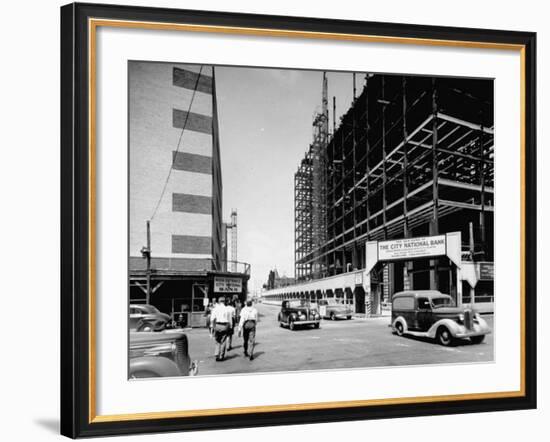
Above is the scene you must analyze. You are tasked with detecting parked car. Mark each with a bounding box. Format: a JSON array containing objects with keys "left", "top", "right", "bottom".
[
  {"left": 129, "top": 330, "right": 198, "bottom": 378},
  {"left": 391, "top": 290, "right": 491, "bottom": 346},
  {"left": 316, "top": 299, "right": 353, "bottom": 320},
  {"left": 129, "top": 304, "right": 171, "bottom": 332},
  {"left": 278, "top": 299, "right": 321, "bottom": 330}
]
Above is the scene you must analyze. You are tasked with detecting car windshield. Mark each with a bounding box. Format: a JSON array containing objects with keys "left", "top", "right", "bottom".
[{"left": 431, "top": 297, "right": 455, "bottom": 308}]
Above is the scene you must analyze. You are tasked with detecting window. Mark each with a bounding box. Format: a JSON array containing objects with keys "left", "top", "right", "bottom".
[
  {"left": 431, "top": 296, "right": 456, "bottom": 308},
  {"left": 417, "top": 298, "right": 431, "bottom": 310},
  {"left": 393, "top": 297, "right": 414, "bottom": 310}
]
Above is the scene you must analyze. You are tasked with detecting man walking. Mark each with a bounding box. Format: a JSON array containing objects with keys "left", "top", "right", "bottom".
[
  {"left": 210, "top": 296, "right": 232, "bottom": 361},
  {"left": 225, "top": 298, "right": 236, "bottom": 351},
  {"left": 238, "top": 300, "right": 258, "bottom": 360}
]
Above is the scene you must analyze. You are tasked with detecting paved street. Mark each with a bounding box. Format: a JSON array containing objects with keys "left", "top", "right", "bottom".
[{"left": 186, "top": 303, "right": 494, "bottom": 376}]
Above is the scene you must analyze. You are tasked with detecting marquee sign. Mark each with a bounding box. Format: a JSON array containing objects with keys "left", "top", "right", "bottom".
[
  {"left": 378, "top": 234, "right": 446, "bottom": 261},
  {"left": 479, "top": 262, "right": 494, "bottom": 280},
  {"left": 214, "top": 276, "right": 243, "bottom": 293}
]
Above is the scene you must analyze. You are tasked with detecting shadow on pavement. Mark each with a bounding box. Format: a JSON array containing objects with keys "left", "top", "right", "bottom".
[
  {"left": 396, "top": 334, "right": 489, "bottom": 347},
  {"left": 250, "top": 351, "right": 265, "bottom": 360}
]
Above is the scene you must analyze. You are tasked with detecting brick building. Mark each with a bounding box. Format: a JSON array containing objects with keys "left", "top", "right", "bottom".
[{"left": 128, "top": 62, "right": 249, "bottom": 326}]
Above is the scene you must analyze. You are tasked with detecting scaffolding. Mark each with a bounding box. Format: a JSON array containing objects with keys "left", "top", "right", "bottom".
[
  {"left": 295, "top": 73, "right": 330, "bottom": 281},
  {"left": 295, "top": 73, "right": 494, "bottom": 282},
  {"left": 224, "top": 209, "right": 238, "bottom": 273},
  {"left": 294, "top": 151, "right": 313, "bottom": 280}
]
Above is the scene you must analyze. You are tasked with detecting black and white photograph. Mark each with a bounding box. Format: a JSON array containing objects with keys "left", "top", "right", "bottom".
[
  {"left": 128, "top": 61, "right": 495, "bottom": 378},
  {"left": 0, "top": 0, "right": 542, "bottom": 439}
]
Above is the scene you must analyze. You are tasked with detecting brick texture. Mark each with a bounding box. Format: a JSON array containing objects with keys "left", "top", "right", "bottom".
[
  {"left": 173, "top": 67, "right": 213, "bottom": 94},
  {"left": 172, "top": 193, "right": 212, "bottom": 214},
  {"left": 171, "top": 235, "right": 212, "bottom": 254},
  {"left": 173, "top": 109, "right": 212, "bottom": 134},
  {"left": 172, "top": 151, "right": 212, "bottom": 175}
]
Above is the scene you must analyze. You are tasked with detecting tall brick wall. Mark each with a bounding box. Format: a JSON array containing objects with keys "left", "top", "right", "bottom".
[{"left": 129, "top": 61, "right": 223, "bottom": 271}]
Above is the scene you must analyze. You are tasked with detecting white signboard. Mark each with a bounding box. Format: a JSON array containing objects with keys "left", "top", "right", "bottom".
[
  {"left": 214, "top": 277, "right": 243, "bottom": 293},
  {"left": 378, "top": 235, "right": 446, "bottom": 261}
]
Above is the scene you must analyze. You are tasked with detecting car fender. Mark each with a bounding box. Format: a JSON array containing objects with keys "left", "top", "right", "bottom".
[
  {"left": 392, "top": 316, "right": 409, "bottom": 333},
  {"left": 426, "top": 318, "right": 463, "bottom": 339},
  {"left": 476, "top": 315, "right": 491, "bottom": 332},
  {"left": 129, "top": 356, "right": 181, "bottom": 378}
]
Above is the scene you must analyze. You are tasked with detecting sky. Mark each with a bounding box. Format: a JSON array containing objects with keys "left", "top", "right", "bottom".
[{"left": 214, "top": 66, "right": 365, "bottom": 292}]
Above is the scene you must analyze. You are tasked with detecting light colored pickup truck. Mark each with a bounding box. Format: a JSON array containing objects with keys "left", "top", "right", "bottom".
[{"left": 316, "top": 299, "right": 354, "bottom": 320}]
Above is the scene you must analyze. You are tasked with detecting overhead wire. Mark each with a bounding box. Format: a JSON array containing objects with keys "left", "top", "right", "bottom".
[{"left": 149, "top": 65, "right": 205, "bottom": 221}]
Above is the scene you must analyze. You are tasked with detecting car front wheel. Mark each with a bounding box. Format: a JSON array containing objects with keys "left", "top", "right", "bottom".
[
  {"left": 395, "top": 321, "right": 404, "bottom": 336},
  {"left": 437, "top": 326, "right": 454, "bottom": 346},
  {"left": 289, "top": 318, "right": 296, "bottom": 331},
  {"left": 138, "top": 322, "right": 153, "bottom": 332},
  {"left": 330, "top": 312, "right": 336, "bottom": 321}
]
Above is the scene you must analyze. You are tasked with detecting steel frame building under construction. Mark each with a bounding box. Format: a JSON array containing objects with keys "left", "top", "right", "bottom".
[{"left": 289, "top": 72, "right": 494, "bottom": 313}]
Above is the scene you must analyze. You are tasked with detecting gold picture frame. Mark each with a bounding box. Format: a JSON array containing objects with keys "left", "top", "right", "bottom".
[{"left": 61, "top": 2, "right": 536, "bottom": 438}]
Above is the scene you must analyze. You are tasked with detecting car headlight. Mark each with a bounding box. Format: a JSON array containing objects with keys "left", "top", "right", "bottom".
[{"left": 458, "top": 314, "right": 464, "bottom": 323}]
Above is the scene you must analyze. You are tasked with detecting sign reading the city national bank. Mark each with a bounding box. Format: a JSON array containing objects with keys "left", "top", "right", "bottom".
[
  {"left": 378, "top": 235, "right": 446, "bottom": 261},
  {"left": 214, "top": 276, "right": 243, "bottom": 293}
]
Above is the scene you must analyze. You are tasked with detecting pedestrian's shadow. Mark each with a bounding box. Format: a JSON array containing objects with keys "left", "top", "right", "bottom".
[
  {"left": 222, "top": 353, "right": 241, "bottom": 361},
  {"left": 251, "top": 351, "right": 265, "bottom": 360}
]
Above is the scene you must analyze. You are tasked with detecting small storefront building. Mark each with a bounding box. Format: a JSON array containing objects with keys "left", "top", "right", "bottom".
[{"left": 130, "top": 269, "right": 250, "bottom": 328}]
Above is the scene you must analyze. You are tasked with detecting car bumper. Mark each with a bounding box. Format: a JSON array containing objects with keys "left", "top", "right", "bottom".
[
  {"left": 454, "top": 323, "right": 491, "bottom": 338},
  {"left": 294, "top": 320, "right": 320, "bottom": 325},
  {"left": 331, "top": 313, "right": 352, "bottom": 319}
]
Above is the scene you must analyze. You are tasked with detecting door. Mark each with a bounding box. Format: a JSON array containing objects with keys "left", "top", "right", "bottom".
[
  {"left": 372, "top": 284, "right": 381, "bottom": 316},
  {"left": 281, "top": 301, "right": 289, "bottom": 321},
  {"left": 354, "top": 286, "right": 366, "bottom": 314},
  {"left": 416, "top": 297, "right": 432, "bottom": 331}
]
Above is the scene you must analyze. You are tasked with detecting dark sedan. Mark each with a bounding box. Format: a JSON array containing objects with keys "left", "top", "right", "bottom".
[
  {"left": 129, "top": 304, "right": 171, "bottom": 332},
  {"left": 278, "top": 300, "right": 321, "bottom": 330}
]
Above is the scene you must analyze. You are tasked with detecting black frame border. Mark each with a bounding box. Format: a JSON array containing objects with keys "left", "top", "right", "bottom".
[{"left": 60, "top": 2, "right": 537, "bottom": 438}]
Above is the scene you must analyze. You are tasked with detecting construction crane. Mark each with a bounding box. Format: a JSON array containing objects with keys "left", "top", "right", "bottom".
[
  {"left": 311, "top": 72, "right": 329, "bottom": 278},
  {"left": 224, "top": 209, "right": 238, "bottom": 272}
]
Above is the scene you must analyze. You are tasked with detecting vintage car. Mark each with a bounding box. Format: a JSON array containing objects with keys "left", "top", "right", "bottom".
[
  {"left": 391, "top": 290, "right": 491, "bottom": 346},
  {"left": 316, "top": 299, "right": 353, "bottom": 320},
  {"left": 278, "top": 299, "right": 321, "bottom": 330},
  {"left": 129, "top": 330, "right": 198, "bottom": 378},
  {"left": 129, "top": 304, "right": 171, "bottom": 332}
]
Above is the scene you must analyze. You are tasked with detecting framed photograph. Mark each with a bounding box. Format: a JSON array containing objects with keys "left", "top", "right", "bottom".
[{"left": 60, "top": 2, "right": 537, "bottom": 438}]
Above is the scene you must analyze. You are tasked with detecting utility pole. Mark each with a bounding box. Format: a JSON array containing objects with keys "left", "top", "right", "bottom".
[{"left": 141, "top": 220, "right": 152, "bottom": 304}]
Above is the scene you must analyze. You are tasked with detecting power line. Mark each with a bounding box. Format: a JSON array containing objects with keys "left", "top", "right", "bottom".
[{"left": 149, "top": 65, "right": 205, "bottom": 221}]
